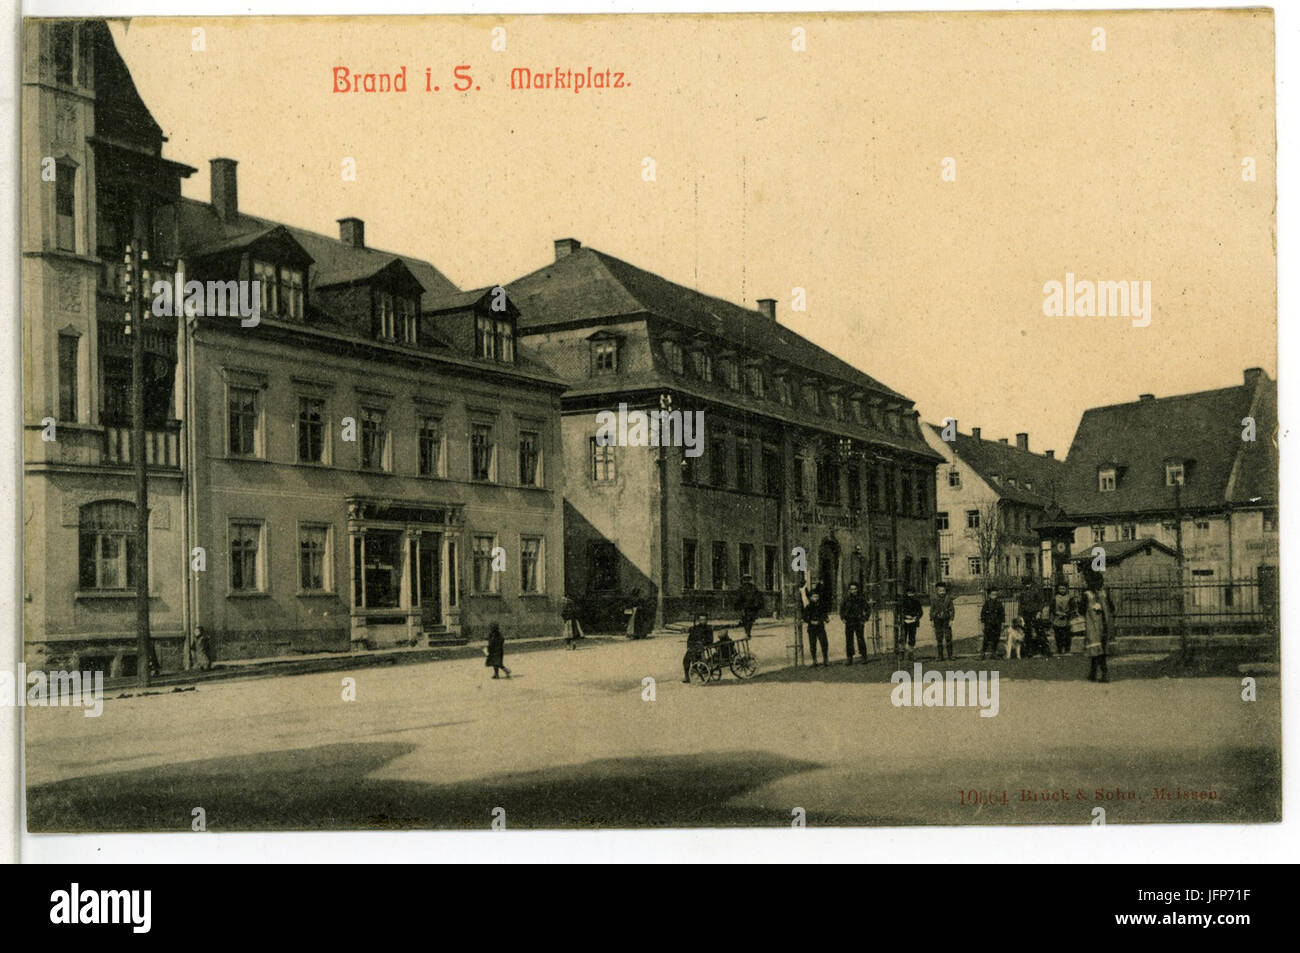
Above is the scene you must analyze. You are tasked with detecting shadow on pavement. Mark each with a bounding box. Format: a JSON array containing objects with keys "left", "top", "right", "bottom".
[{"left": 28, "top": 744, "right": 848, "bottom": 831}]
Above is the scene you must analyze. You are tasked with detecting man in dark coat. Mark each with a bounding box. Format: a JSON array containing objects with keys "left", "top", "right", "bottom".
[
  {"left": 930, "top": 583, "right": 956, "bottom": 660},
  {"left": 980, "top": 587, "right": 1005, "bottom": 660},
  {"left": 898, "top": 586, "right": 923, "bottom": 662},
  {"left": 804, "top": 591, "right": 830, "bottom": 666},
  {"left": 682, "top": 612, "right": 714, "bottom": 682},
  {"left": 840, "top": 582, "right": 870, "bottom": 665},
  {"left": 734, "top": 574, "right": 765, "bottom": 640},
  {"left": 1017, "top": 578, "right": 1049, "bottom": 657},
  {"left": 485, "top": 623, "right": 511, "bottom": 679}
]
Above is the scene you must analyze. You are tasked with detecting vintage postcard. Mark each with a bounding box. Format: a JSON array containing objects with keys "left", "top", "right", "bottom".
[{"left": 15, "top": 9, "right": 1278, "bottom": 834}]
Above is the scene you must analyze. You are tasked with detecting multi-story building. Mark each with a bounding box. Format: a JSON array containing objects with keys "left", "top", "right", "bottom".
[
  {"left": 1056, "top": 368, "right": 1278, "bottom": 586},
  {"left": 508, "top": 238, "right": 942, "bottom": 625},
  {"left": 922, "top": 425, "right": 1065, "bottom": 589},
  {"left": 22, "top": 21, "right": 196, "bottom": 675},
  {"left": 176, "top": 164, "right": 568, "bottom": 657},
  {"left": 22, "top": 21, "right": 568, "bottom": 671}
]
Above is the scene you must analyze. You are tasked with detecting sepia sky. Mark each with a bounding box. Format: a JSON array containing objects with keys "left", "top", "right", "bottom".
[{"left": 108, "top": 11, "right": 1276, "bottom": 455}]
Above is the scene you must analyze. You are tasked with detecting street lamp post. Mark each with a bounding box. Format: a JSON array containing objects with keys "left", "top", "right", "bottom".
[{"left": 125, "top": 238, "right": 152, "bottom": 687}]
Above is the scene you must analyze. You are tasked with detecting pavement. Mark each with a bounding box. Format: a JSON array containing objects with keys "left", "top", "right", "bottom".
[{"left": 26, "top": 621, "right": 1280, "bottom": 830}]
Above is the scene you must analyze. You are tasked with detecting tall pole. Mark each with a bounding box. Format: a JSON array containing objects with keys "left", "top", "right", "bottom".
[
  {"left": 127, "top": 237, "right": 152, "bottom": 687},
  {"left": 1173, "top": 482, "right": 1189, "bottom": 664}
]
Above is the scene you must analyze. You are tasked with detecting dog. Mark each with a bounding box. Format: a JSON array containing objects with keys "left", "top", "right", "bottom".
[{"left": 1003, "top": 617, "right": 1027, "bottom": 659}]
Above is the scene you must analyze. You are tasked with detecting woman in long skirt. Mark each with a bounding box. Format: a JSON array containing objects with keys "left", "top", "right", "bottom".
[{"left": 1082, "top": 584, "right": 1113, "bottom": 682}]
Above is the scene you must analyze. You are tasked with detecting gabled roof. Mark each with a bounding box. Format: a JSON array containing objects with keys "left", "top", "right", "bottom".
[
  {"left": 929, "top": 425, "right": 1066, "bottom": 506},
  {"left": 1059, "top": 371, "right": 1277, "bottom": 517},
  {"left": 507, "top": 245, "right": 904, "bottom": 400},
  {"left": 1070, "top": 537, "right": 1178, "bottom": 563},
  {"left": 424, "top": 286, "right": 518, "bottom": 315},
  {"left": 176, "top": 198, "right": 458, "bottom": 310}
]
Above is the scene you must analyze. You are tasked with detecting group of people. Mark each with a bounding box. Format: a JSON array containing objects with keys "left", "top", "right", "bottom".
[{"left": 979, "top": 577, "right": 1114, "bottom": 680}]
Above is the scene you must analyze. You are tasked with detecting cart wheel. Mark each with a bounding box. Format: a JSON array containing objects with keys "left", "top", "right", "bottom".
[
  {"left": 689, "top": 661, "right": 711, "bottom": 685},
  {"left": 730, "top": 654, "right": 758, "bottom": 679},
  {"left": 709, "top": 666, "right": 723, "bottom": 683}
]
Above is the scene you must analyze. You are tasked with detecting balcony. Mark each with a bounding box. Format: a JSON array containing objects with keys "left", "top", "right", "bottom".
[{"left": 103, "top": 422, "right": 180, "bottom": 468}]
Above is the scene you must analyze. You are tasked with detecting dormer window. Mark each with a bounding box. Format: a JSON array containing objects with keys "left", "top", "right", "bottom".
[
  {"left": 691, "top": 351, "right": 713, "bottom": 383},
  {"left": 1098, "top": 467, "right": 1117, "bottom": 492},
  {"left": 662, "top": 339, "right": 684, "bottom": 374},
  {"left": 282, "top": 267, "right": 304, "bottom": 319},
  {"left": 1165, "top": 462, "right": 1185, "bottom": 486},
  {"left": 745, "top": 365, "right": 765, "bottom": 399},
  {"left": 774, "top": 376, "right": 792, "bottom": 406},
  {"left": 376, "top": 291, "right": 396, "bottom": 340},
  {"left": 851, "top": 398, "right": 864, "bottom": 422},
  {"left": 398, "top": 296, "right": 417, "bottom": 344},
  {"left": 828, "top": 393, "right": 843, "bottom": 420},
  {"left": 592, "top": 339, "right": 618, "bottom": 374},
  {"left": 802, "top": 382, "right": 822, "bottom": 414},
  {"left": 719, "top": 357, "right": 740, "bottom": 391},
  {"left": 477, "top": 314, "right": 516, "bottom": 362}
]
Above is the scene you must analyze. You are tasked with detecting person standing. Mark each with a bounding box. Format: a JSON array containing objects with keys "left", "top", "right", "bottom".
[
  {"left": 930, "top": 582, "right": 956, "bottom": 660},
  {"left": 682, "top": 612, "right": 714, "bottom": 682},
  {"left": 1051, "top": 583, "right": 1075, "bottom": 655},
  {"left": 735, "top": 574, "right": 765, "bottom": 640},
  {"left": 898, "top": 586, "right": 923, "bottom": 662},
  {"left": 804, "top": 590, "right": 830, "bottom": 666},
  {"left": 485, "top": 623, "right": 511, "bottom": 679},
  {"left": 1017, "top": 578, "right": 1045, "bottom": 656},
  {"left": 562, "top": 596, "right": 582, "bottom": 649},
  {"left": 840, "top": 582, "right": 870, "bottom": 665},
  {"left": 1082, "top": 580, "right": 1114, "bottom": 682},
  {"left": 979, "top": 587, "right": 1005, "bottom": 660}
]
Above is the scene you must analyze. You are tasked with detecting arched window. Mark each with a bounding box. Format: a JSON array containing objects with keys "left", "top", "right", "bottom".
[{"left": 78, "top": 501, "right": 137, "bottom": 590}]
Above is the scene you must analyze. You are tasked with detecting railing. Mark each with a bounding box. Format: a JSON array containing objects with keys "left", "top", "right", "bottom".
[
  {"left": 103, "top": 424, "right": 180, "bottom": 467},
  {"left": 1068, "top": 571, "right": 1278, "bottom": 636}
]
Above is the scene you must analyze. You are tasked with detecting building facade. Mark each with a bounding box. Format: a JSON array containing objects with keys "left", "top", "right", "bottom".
[
  {"left": 922, "top": 424, "right": 1065, "bottom": 590},
  {"left": 1056, "top": 368, "right": 1279, "bottom": 587},
  {"left": 22, "top": 21, "right": 196, "bottom": 674},
  {"left": 509, "top": 239, "right": 941, "bottom": 626}
]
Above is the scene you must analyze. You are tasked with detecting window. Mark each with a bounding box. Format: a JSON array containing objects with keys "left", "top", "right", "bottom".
[
  {"left": 802, "top": 383, "right": 822, "bottom": 414},
  {"left": 1165, "top": 462, "right": 1185, "bottom": 487},
  {"left": 867, "top": 467, "right": 880, "bottom": 511},
  {"left": 851, "top": 399, "right": 864, "bottom": 422},
  {"left": 709, "top": 433, "right": 728, "bottom": 486},
  {"left": 1098, "top": 467, "right": 1117, "bottom": 492},
  {"left": 52, "top": 23, "right": 75, "bottom": 84},
  {"left": 681, "top": 447, "right": 696, "bottom": 484},
  {"left": 1025, "top": 481, "right": 1034, "bottom": 491},
  {"left": 817, "top": 456, "right": 840, "bottom": 504},
  {"left": 900, "top": 471, "right": 913, "bottom": 514},
  {"left": 745, "top": 365, "right": 765, "bottom": 398},
  {"left": 940, "top": 556, "right": 951, "bottom": 577},
  {"left": 764, "top": 546, "right": 779, "bottom": 591},
  {"left": 473, "top": 535, "right": 499, "bottom": 594},
  {"left": 418, "top": 416, "right": 444, "bottom": 477},
  {"left": 720, "top": 358, "right": 740, "bottom": 390},
  {"left": 78, "top": 501, "right": 136, "bottom": 590},
  {"left": 253, "top": 260, "right": 278, "bottom": 316},
  {"left": 915, "top": 471, "right": 928, "bottom": 515},
  {"left": 682, "top": 539, "right": 698, "bottom": 590},
  {"left": 399, "top": 297, "right": 417, "bottom": 343},
  {"left": 101, "top": 355, "right": 130, "bottom": 423},
  {"left": 593, "top": 339, "right": 618, "bottom": 374},
  {"left": 230, "top": 520, "right": 264, "bottom": 593},
  {"left": 361, "top": 530, "right": 401, "bottom": 608},
  {"left": 588, "top": 541, "right": 619, "bottom": 591},
  {"left": 966, "top": 509, "right": 980, "bottom": 530},
  {"left": 711, "top": 541, "right": 729, "bottom": 590},
  {"left": 590, "top": 437, "right": 616, "bottom": 483},
  {"left": 1121, "top": 523, "right": 1137, "bottom": 541},
  {"left": 297, "top": 397, "right": 326, "bottom": 463},
  {"left": 736, "top": 443, "right": 753, "bottom": 492},
  {"left": 828, "top": 393, "right": 843, "bottom": 419},
  {"left": 228, "top": 386, "right": 260, "bottom": 457},
  {"left": 739, "top": 542, "right": 755, "bottom": 581},
  {"left": 376, "top": 292, "right": 396, "bottom": 340},
  {"left": 990, "top": 473, "right": 1001, "bottom": 485},
  {"left": 283, "top": 268, "right": 305, "bottom": 320},
  {"left": 471, "top": 424, "right": 496, "bottom": 482},
  {"left": 967, "top": 556, "right": 983, "bottom": 576},
  {"left": 936, "top": 511, "right": 950, "bottom": 531},
  {"left": 1194, "top": 519, "right": 1211, "bottom": 536},
  {"left": 361, "top": 408, "right": 389, "bottom": 471},
  {"left": 1264, "top": 510, "right": 1278, "bottom": 533},
  {"left": 691, "top": 351, "right": 713, "bottom": 383},
  {"left": 477, "top": 315, "right": 514, "bottom": 362},
  {"left": 663, "top": 340, "right": 685, "bottom": 374},
  {"left": 55, "top": 161, "right": 76, "bottom": 251},
  {"left": 299, "top": 524, "right": 331, "bottom": 592},
  {"left": 476, "top": 315, "right": 496, "bottom": 360},
  {"left": 792, "top": 455, "right": 806, "bottom": 499},
  {"left": 762, "top": 448, "right": 781, "bottom": 496},
  {"left": 948, "top": 469, "right": 961, "bottom": 488},
  {"left": 775, "top": 376, "right": 792, "bottom": 405},
  {"left": 498, "top": 320, "right": 514, "bottom": 363},
  {"left": 58, "top": 334, "right": 78, "bottom": 421},
  {"left": 520, "top": 536, "right": 544, "bottom": 593},
  {"left": 518, "top": 430, "right": 542, "bottom": 487},
  {"left": 848, "top": 465, "right": 862, "bottom": 509}
]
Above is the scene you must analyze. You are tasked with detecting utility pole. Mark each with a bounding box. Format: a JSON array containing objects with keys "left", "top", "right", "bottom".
[
  {"left": 1173, "top": 481, "right": 1189, "bottom": 665},
  {"left": 126, "top": 237, "right": 152, "bottom": 687}
]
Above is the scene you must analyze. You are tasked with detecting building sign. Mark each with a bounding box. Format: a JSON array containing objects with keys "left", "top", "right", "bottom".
[{"left": 788, "top": 502, "right": 860, "bottom": 532}]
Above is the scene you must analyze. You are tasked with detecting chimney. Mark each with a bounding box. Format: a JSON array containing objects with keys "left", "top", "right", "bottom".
[
  {"left": 1015, "top": 432, "right": 1029, "bottom": 452},
  {"left": 210, "top": 158, "right": 238, "bottom": 222},
  {"left": 971, "top": 427, "right": 981, "bottom": 441},
  {"left": 338, "top": 217, "right": 365, "bottom": 248},
  {"left": 1045, "top": 449, "right": 1056, "bottom": 459},
  {"left": 998, "top": 437, "right": 1009, "bottom": 444},
  {"left": 1244, "top": 367, "right": 1264, "bottom": 386},
  {"left": 1139, "top": 393, "right": 1154, "bottom": 401},
  {"left": 554, "top": 237, "right": 581, "bottom": 260},
  {"left": 756, "top": 298, "right": 777, "bottom": 320}
]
